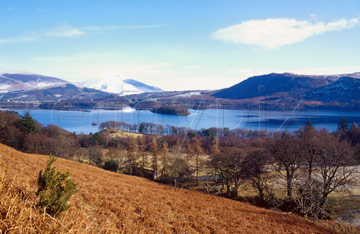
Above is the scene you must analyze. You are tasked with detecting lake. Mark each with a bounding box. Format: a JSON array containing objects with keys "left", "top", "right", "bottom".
[{"left": 3, "top": 107, "right": 360, "bottom": 134}]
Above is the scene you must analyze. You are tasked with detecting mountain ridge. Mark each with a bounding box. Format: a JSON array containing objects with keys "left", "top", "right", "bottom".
[
  {"left": 213, "top": 72, "right": 360, "bottom": 100},
  {"left": 0, "top": 72, "right": 164, "bottom": 102},
  {"left": 2, "top": 71, "right": 360, "bottom": 110},
  {"left": 305, "top": 76, "right": 360, "bottom": 102},
  {"left": 0, "top": 72, "right": 69, "bottom": 93}
]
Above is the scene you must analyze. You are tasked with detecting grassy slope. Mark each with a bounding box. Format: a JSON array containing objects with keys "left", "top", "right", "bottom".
[
  {"left": 0, "top": 143, "right": 349, "bottom": 234},
  {"left": 106, "top": 129, "right": 144, "bottom": 138}
]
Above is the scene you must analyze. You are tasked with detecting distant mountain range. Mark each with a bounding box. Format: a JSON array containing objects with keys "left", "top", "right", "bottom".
[
  {"left": 2, "top": 71, "right": 360, "bottom": 110},
  {"left": 0, "top": 72, "right": 163, "bottom": 102},
  {"left": 213, "top": 72, "right": 360, "bottom": 99},
  {"left": 212, "top": 72, "right": 360, "bottom": 109},
  {"left": 0, "top": 72, "right": 69, "bottom": 93}
]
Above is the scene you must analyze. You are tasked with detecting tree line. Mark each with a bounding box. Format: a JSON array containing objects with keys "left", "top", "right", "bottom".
[{"left": 98, "top": 119, "right": 360, "bottom": 220}]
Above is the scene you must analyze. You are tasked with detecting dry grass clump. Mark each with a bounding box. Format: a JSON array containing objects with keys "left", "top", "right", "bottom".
[
  {"left": 320, "top": 221, "right": 360, "bottom": 234},
  {"left": 0, "top": 148, "right": 108, "bottom": 233},
  {"left": 107, "top": 129, "right": 143, "bottom": 139},
  {"left": 0, "top": 143, "right": 348, "bottom": 233}
]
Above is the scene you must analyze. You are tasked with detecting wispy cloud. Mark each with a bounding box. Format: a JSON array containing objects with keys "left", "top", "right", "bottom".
[
  {"left": 45, "top": 24, "right": 85, "bottom": 38},
  {"left": 45, "top": 23, "right": 165, "bottom": 38},
  {"left": 185, "top": 65, "right": 203, "bottom": 69},
  {"left": 83, "top": 24, "right": 165, "bottom": 31},
  {"left": 0, "top": 23, "right": 165, "bottom": 43},
  {"left": 212, "top": 17, "right": 360, "bottom": 49},
  {"left": 0, "top": 36, "right": 35, "bottom": 44}
]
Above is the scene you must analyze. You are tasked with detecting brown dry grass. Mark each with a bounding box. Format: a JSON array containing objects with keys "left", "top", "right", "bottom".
[
  {"left": 0, "top": 143, "right": 348, "bottom": 234},
  {"left": 107, "top": 129, "right": 143, "bottom": 138}
]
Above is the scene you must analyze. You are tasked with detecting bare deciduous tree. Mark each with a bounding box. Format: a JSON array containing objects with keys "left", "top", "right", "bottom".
[
  {"left": 210, "top": 147, "right": 243, "bottom": 197},
  {"left": 242, "top": 149, "right": 273, "bottom": 203},
  {"left": 297, "top": 122, "right": 318, "bottom": 181},
  {"left": 316, "top": 130, "right": 356, "bottom": 203},
  {"left": 268, "top": 132, "right": 302, "bottom": 198},
  {"left": 293, "top": 179, "right": 325, "bottom": 220}
]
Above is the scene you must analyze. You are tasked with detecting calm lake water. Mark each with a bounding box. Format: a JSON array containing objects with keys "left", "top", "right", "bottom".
[{"left": 4, "top": 107, "right": 360, "bottom": 134}]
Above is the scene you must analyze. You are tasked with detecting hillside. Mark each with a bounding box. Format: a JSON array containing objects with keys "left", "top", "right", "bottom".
[
  {"left": 210, "top": 72, "right": 360, "bottom": 110},
  {"left": 1, "top": 83, "right": 111, "bottom": 102},
  {"left": 212, "top": 73, "right": 331, "bottom": 99},
  {"left": 0, "top": 143, "right": 350, "bottom": 233},
  {"left": 305, "top": 77, "right": 360, "bottom": 102},
  {"left": 0, "top": 72, "right": 69, "bottom": 93},
  {"left": 0, "top": 72, "right": 163, "bottom": 104}
]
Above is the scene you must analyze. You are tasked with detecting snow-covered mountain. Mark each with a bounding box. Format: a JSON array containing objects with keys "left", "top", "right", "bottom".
[
  {"left": 0, "top": 72, "right": 163, "bottom": 97},
  {"left": 0, "top": 72, "right": 69, "bottom": 93},
  {"left": 1, "top": 83, "right": 111, "bottom": 101},
  {"left": 79, "top": 74, "right": 163, "bottom": 96}
]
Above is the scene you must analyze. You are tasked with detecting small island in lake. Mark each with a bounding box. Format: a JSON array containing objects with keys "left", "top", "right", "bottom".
[{"left": 151, "top": 106, "right": 190, "bottom": 116}]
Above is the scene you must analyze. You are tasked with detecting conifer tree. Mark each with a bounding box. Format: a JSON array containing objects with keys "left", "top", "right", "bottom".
[
  {"left": 150, "top": 137, "right": 159, "bottom": 178},
  {"left": 37, "top": 156, "right": 78, "bottom": 217},
  {"left": 138, "top": 136, "right": 147, "bottom": 170},
  {"left": 192, "top": 137, "right": 204, "bottom": 184},
  {"left": 160, "top": 141, "right": 170, "bottom": 180},
  {"left": 17, "top": 111, "right": 38, "bottom": 134},
  {"left": 338, "top": 117, "right": 349, "bottom": 132},
  {"left": 126, "top": 137, "right": 138, "bottom": 174}
]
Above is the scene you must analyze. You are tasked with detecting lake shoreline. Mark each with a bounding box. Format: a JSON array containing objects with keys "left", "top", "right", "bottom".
[
  {"left": 2, "top": 107, "right": 360, "bottom": 134},
  {"left": 2, "top": 104, "right": 360, "bottom": 113}
]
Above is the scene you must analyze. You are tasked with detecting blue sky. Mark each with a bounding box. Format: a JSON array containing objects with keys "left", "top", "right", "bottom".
[{"left": 1, "top": 0, "right": 360, "bottom": 90}]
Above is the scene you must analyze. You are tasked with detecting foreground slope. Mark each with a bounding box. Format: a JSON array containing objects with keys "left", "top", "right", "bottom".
[{"left": 0, "top": 144, "right": 342, "bottom": 233}]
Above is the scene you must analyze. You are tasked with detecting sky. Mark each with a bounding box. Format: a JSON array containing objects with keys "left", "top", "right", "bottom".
[{"left": 1, "top": 0, "right": 360, "bottom": 91}]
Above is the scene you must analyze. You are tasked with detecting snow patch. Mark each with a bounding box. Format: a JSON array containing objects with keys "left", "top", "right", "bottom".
[
  {"left": 31, "top": 81, "right": 66, "bottom": 88},
  {"left": 80, "top": 73, "right": 161, "bottom": 96},
  {"left": 173, "top": 92, "right": 201, "bottom": 98},
  {"left": 121, "top": 106, "right": 136, "bottom": 113},
  {"left": 0, "top": 84, "right": 11, "bottom": 90}
]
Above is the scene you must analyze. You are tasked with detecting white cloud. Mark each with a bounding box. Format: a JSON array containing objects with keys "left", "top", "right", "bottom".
[
  {"left": 44, "top": 24, "right": 165, "bottom": 38},
  {"left": 0, "top": 24, "right": 165, "bottom": 43},
  {"left": 83, "top": 24, "right": 165, "bottom": 31},
  {"left": 45, "top": 24, "right": 85, "bottom": 37},
  {"left": 212, "top": 17, "right": 360, "bottom": 49},
  {"left": 0, "top": 36, "right": 35, "bottom": 44},
  {"left": 185, "top": 65, "right": 203, "bottom": 69}
]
